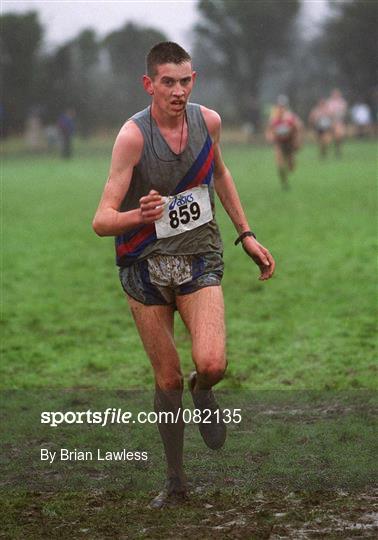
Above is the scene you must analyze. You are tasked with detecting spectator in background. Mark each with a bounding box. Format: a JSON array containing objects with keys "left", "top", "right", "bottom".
[
  {"left": 242, "top": 94, "right": 261, "bottom": 142},
  {"left": 327, "top": 89, "right": 347, "bottom": 157},
  {"left": 0, "top": 103, "right": 8, "bottom": 139},
  {"left": 24, "top": 108, "right": 45, "bottom": 152},
  {"left": 58, "top": 108, "right": 76, "bottom": 158},
  {"left": 45, "top": 125, "right": 60, "bottom": 152},
  {"left": 308, "top": 99, "right": 333, "bottom": 159},
  {"left": 350, "top": 102, "right": 372, "bottom": 138},
  {"left": 265, "top": 95, "right": 303, "bottom": 190},
  {"left": 368, "top": 87, "right": 378, "bottom": 137}
]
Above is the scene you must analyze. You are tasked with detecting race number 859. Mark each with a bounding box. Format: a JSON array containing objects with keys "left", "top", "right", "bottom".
[
  {"left": 169, "top": 202, "right": 201, "bottom": 229},
  {"left": 155, "top": 186, "right": 213, "bottom": 239}
]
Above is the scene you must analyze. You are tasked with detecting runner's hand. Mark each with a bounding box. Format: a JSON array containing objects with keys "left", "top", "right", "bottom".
[
  {"left": 139, "top": 190, "right": 164, "bottom": 224},
  {"left": 242, "top": 236, "right": 275, "bottom": 281}
]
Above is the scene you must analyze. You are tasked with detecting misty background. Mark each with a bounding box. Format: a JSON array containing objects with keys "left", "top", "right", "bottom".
[{"left": 1, "top": 0, "right": 377, "bottom": 136}]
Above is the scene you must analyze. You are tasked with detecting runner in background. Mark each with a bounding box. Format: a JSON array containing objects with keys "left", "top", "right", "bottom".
[
  {"left": 308, "top": 99, "right": 333, "bottom": 159},
  {"left": 327, "top": 89, "right": 347, "bottom": 157},
  {"left": 265, "top": 95, "right": 303, "bottom": 190}
]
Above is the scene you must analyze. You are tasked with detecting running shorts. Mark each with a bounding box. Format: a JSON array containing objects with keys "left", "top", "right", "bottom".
[
  {"left": 119, "top": 252, "right": 224, "bottom": 306},
  {"left": 278, "top": 140, "right": 295, "bottom": 155}
]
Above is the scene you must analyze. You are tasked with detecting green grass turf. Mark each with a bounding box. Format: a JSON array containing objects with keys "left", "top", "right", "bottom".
[
  {"left": 2, "top": 139, "right": 377, "bottom": 390},
  {"left": 1, "top": 138, "right": 377, "bottom": 538}
]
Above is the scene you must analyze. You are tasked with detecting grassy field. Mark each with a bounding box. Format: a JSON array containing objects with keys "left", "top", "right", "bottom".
[
  {"left": 2, "top": 138, "right": 377, "bottom": 389},
  {"left": 1, "top": 137, "right": 377, "bottom": 538}
]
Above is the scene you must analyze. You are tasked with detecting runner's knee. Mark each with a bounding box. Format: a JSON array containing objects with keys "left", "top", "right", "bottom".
[{"left": 197, "top": 355, "right": 226, "bottom": 383}]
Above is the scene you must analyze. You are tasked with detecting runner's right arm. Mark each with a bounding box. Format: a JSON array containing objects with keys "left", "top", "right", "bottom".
[{"left": 92, "top": 121, "right": 163, "bottom": 236}]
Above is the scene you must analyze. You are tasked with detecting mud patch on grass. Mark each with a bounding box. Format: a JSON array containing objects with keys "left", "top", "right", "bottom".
[{"left": 1, "top": 488, "right": 377, "bottom": 539}]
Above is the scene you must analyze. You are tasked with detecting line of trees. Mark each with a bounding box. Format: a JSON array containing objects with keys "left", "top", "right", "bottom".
[
  {"left": 1, "top": 13, "right": 166, "bottom": 135},
  {"left": 1, "top": 0, "right": 377, "bottom": 135},
  {"left": 193, "top": 0, "right": 377, "bottom": 124}
]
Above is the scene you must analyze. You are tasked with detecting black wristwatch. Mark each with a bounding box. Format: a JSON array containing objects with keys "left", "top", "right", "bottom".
[{"left": 234, "top": 231, "right": 257, "bottom": 246}]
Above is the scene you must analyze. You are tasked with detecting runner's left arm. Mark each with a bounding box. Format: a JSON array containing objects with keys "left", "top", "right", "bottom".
[
  {"left": 201, "top": 107, "right": 275, "bottom": 281},
  {"left": 293, "top": 114, "right": 304, "bottom": 149}
]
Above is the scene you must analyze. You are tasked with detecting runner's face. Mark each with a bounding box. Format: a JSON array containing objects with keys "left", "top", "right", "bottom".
[{"left": 145, "top": 62, "right": 196, "bottom": 116}]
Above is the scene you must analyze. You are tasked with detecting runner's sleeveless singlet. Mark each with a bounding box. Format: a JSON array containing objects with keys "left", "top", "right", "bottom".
[
  {"left": 115, "top": 103, "right": 223, "bottom": 267},
  {"left": 271, "top": 113, "right": 296, "bottom": 142}
]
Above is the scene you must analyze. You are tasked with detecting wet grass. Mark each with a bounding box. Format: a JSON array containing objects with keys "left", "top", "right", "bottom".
[
  {"left": 2, "top": 137, "right": 377, "bottom": 537},
  {"left": 2, "top": 138, "right": 377, "bottom": 390},
  {"left": 2, "top": 487, "right": 377, "bottom": 539},
  {"left": 1, "top": 389, "right": 377, "bottom": 538}
]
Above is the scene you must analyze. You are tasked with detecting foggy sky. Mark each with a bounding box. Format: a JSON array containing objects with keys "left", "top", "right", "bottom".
[
  {"left": 2, "top": 0, "right": 328, "bottom": 51},
  {"left": 1, "top": 0, "right": 199, "bottom": 49}
]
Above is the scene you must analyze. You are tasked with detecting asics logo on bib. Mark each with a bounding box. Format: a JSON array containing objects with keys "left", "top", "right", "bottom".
[
  {"left": 155, "top": 185, "right": 212, "bottom": 239},
  {"left": 169, "top": 192, "right": 194, "bottom": 210}
]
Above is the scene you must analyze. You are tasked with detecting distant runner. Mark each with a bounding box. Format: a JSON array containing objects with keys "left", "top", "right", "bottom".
[
  {"left": 266, "top": 95, "right": 303, "bottom": 190},
  {"left": 327, "top": 89, "right": 347, "bottom": 157},
  {"left": 308, "top": 99, "right": 333, "bottom": 159}
]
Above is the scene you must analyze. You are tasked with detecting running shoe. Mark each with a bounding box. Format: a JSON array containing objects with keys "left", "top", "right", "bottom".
[
  {"left": 149, "top": 476, "right": 188, "bottom": 509},
  {"left": 188, "top": 371, "right": 227, "bottom": 450}
]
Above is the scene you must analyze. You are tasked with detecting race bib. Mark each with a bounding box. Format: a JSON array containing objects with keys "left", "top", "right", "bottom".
[
  {"left": 318, "top": 116, "right": 332, "bottom": 130},
  {"left": 275, "top": 124, "right": 291, "bottom": 137},
  {"left": 155, "top": 186, "right": 213, "bottom": 239}
]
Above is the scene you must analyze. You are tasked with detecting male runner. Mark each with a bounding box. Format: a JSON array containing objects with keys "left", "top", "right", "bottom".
[
  {"left": 308, "top": 99, "right": 333, "bottom": 159},
  {"left": 93, "top": 42, "right": 275, "bottom": 508},
  {"left": 327, "top": 88, "right": 347, "bottom": 157},
  {"left": 265, "top": 95, "right": 303, "bottom": 190}
]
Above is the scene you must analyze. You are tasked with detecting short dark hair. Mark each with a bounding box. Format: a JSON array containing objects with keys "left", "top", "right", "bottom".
[{"left": 146, "top": 42, "right": 192, "bottom": 77}]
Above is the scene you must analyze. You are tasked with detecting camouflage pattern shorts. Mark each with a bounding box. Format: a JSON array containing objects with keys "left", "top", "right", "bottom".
[{"left": 119, "top": 252, "right": 224, "bottom": 306}]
